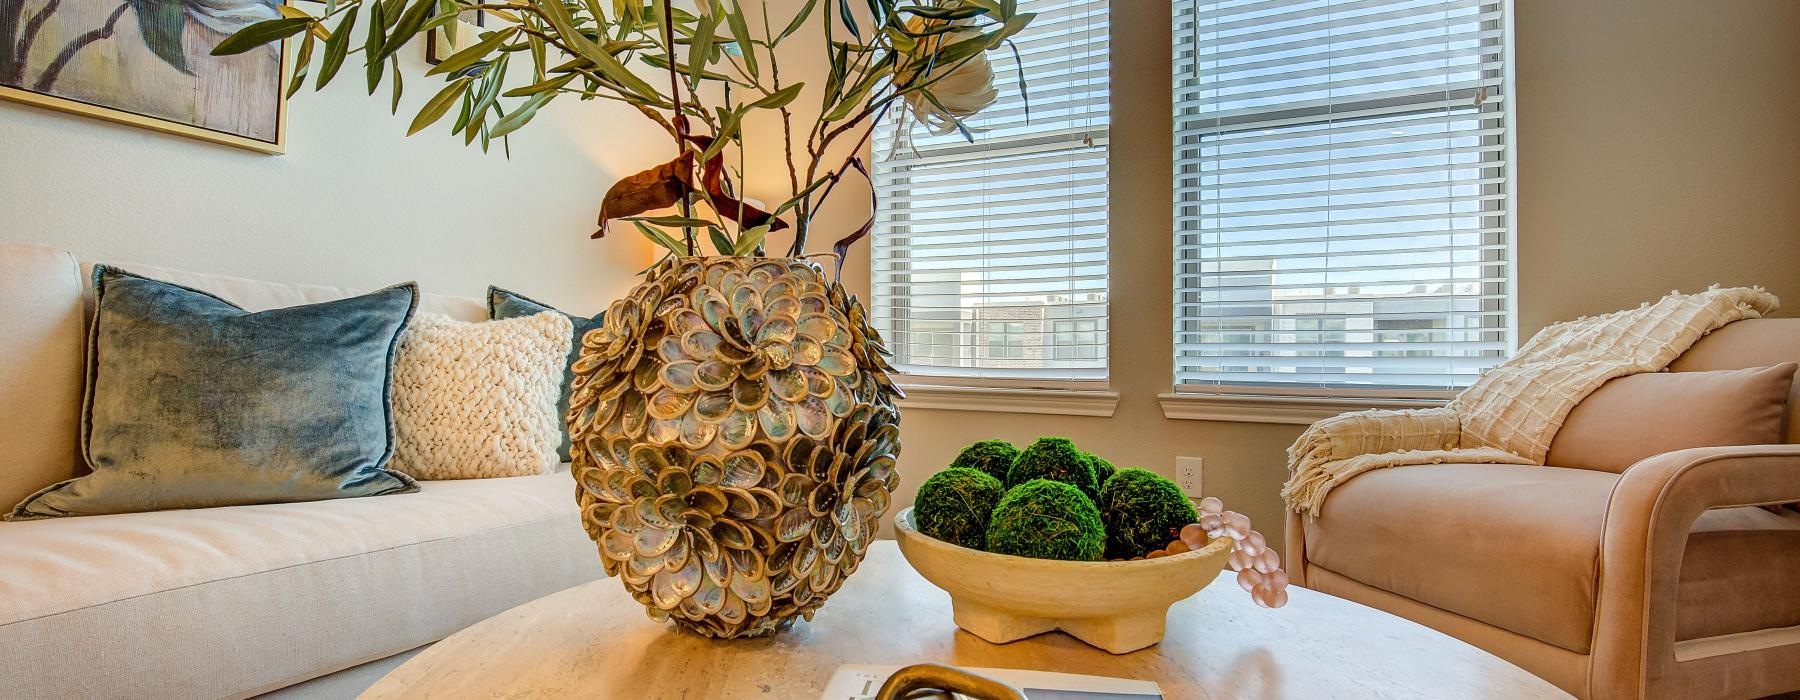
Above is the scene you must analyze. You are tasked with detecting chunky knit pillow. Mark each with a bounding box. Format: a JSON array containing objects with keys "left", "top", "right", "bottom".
[{"left": 390, "top": 312, "right": 573, "bottom": 479}]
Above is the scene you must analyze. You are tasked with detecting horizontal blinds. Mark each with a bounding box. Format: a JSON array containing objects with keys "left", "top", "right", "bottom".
[
  {"left": 871, "top": 0, "right": 1110, "bottom": 381},
  {"left": 1173, "top": 0, "right": 1512, "bottom": 393}
]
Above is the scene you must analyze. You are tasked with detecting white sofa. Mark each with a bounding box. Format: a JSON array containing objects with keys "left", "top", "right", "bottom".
[{"left": 0, "top": 242, "right": 602, "bottom": 698}]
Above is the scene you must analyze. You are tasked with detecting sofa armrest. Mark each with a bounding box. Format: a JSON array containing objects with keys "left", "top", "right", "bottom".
[{"left": 1589, "top": 445, "right": 1800, "bottom": 699}]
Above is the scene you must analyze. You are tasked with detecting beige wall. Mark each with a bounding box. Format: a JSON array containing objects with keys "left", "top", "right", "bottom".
[
  {"left": 815, "top": 0, "right": 1800, "bottom": 544},
  {"left": 1515, "top": 0, "right": 1800, "bottom": 335},
  {"left": 0, "top": 33, "right": 657, "bottom": 311}
]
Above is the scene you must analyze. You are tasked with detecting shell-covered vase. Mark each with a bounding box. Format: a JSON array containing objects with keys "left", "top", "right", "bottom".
[{"left": 567, "top": 256, "right": 903, "bottom": 638}]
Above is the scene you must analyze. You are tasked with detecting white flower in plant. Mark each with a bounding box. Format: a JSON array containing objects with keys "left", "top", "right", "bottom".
[{"left": 896, "top": 17, "right": 999, "bottom": 135}]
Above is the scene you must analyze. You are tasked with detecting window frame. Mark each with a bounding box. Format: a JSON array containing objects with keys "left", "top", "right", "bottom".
[
  {"left": 1167, "top": 0, "right": 1521, "bottom": 402},
  {"left": 868, "top": 0, "right": 1114, "bottom": 392}
]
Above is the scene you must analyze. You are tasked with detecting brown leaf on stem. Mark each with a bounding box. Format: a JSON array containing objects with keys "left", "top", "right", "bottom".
[
  {"left": 687, "top": 135, "right": 792, "bottom": 234},
  {"left": 829, "top": 158, "right": 876, "bottom": 278},
  {"left": 594, "top": 152, "right": 696, "bottom": 238}
]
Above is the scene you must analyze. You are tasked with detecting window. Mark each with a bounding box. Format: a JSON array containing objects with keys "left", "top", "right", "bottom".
[
  {"left": 871, "top": 0, "right": 1111, "bottom": 384},
  {"left": 983, "top": 321, "right": 1030, "bottom": 361},
  {"left": 1172, "top": 0, "right": 1513, "bottom": 395},
  {"left": 1050, "top": 319, "right": 1102, "bottom": 361}
]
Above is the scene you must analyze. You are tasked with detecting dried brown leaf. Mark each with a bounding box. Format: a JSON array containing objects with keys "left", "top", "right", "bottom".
[{"left": 595, "top": 153, "right": 696, "bottom": 238}]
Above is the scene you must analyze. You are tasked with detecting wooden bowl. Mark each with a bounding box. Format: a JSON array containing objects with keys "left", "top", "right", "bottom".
[{"left": 892, "top": 507, "right": 1233, "bottom": 654}]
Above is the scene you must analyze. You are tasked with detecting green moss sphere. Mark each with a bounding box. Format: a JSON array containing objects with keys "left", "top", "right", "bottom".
[
  {"left": 985, "top": 479, "right": 1106, "bottom": 561},
  {"left": 1006, "top": 437, "right": 1099, "bottom": 499},
  {"left": 1087, "top": 454, "right": 1116, "bottom": 487},
  {"left": 1097, "top": 468, "right": 1199, "bottom": 560},
  {"left": 948, "top": 439, "right": 1021, "bottom": 483},
  {"left": 913, "top": 467, "right": 1007, "bottom": 550}
]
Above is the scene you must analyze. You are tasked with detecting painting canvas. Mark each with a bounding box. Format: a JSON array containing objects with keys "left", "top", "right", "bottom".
[{"left": 0, "top": 0, "right": 286, "bottom": 152}]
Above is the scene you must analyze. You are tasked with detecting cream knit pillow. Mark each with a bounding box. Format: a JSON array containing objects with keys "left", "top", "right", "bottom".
[{"left": 390, "top": 312, "right": 573, "bottom": 480}]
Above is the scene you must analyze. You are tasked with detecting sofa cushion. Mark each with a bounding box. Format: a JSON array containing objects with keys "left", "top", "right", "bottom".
[
  {"left": 0, "top": 242, "right": 87, "bottom": 509},
  {"left": 488, "top": 286, "right": 606, "bottom": 462},
  {"left": 10, "top": 267, "right": 420, "bottom": 519},
  {"left": 1669, "top": 318, "right": 1800, "bottom": 443},
  {"left": 0, "top": 470, "right": 599, "bottom": 699},
  {"left": 1546, "top": 364, "right": 1796, "bottom": 473},
  {"left": 78, "top": 259, "right": 487, "bottom": 321},
  {"left": 391, "top": 313, "right": 571, "bottom": 479},
  {"left": 1309, "top": 463, "right": 1800, "bottom": 653},
  {"left": 1307, "top": 463, "right": 1615, "bottom": 653}
]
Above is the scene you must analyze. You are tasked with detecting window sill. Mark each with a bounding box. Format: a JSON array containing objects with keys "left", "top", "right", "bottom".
[
  {"left": 896, "top": 384, "right": 1120, "bottom": 417},
  {"left": 1157, "top": 392, "right": 1447, "bottom": 425}
]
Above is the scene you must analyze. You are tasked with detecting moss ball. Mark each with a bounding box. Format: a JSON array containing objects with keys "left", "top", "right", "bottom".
[
  {"left": 1006, "top": 437, "right": 1098, "bottom": 499},
  {"left": 1097, "top": 468, "right": 1199, "bottom": 560},
  {"left": 948, "top": 439, "right": 1021, "bottom": 483},
  {"left": 1086, "top": 454, "right": 1116, "bottom": 487},
  {"left": 913, "top": 467, "right": 1007, "bottom": 550},
  {"left": 985, "top": 479, "right": 1105, "bottom": 561}
]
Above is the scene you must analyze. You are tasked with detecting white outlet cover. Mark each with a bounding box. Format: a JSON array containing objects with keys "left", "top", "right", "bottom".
[{"left": 1175, "top": 457, "right": 1203, "bottom": 496}]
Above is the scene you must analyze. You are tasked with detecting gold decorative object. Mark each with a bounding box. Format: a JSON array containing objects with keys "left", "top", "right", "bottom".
[
  {"left": 875, "top": 664, "right": 1026, "bottom": 700},
  {"left": 567, "top": 256, "right": 902, "bottom": 638}
]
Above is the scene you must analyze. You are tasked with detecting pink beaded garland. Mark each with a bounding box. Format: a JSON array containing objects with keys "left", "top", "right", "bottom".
[{"left": 1193, "top": 498, "right": 1289, "bottom": 609}]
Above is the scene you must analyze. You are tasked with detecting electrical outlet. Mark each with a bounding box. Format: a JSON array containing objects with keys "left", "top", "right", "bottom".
[{"left": 1175, "top": 457, "right": 1203, "bottom": 497}]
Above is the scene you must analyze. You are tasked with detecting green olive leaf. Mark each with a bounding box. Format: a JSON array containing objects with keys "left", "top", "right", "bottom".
[
  {"left": 315, "top": 5, "right": 358, "bottom": 89},
  {"left": 723, "top": 0, "right": 756, "bottom": 77},
  {"left": 286, "top": 32, "right": 315, "bottom": 98},
  {"left": 426, "top": 26, "right": 518, "bottom": 76},
  {"left": 777, "top": 0, "right": 818, "bottom": 44},
  {"left": 747, "top": 82, "right": 803, "bottom": 110},
  {"left": 487, "top": 91, "right": 557, "bottom": 138},
  {"left": 537, "top": 0, "right": 658, "bottom": 99},
  {"left": 733, "top": 224, "right": 771, "bottom": 255},
  {"left": 211, "top": 17, "right": 312, "bottom": 56},
  {"left": 707, "top": 226, "right": 736, "bottom": 256},
  {"left": 409, "top": 77, "right": 473, "bottom": 135},
  {"left": 632, "top": 221, "right": 688, "bottom": 254},
  {"left": 372, "top": 0, "right": 436, "bottom": 63},
  {"left": 503, "top": 73, "right": 578, "bottom": 98}
]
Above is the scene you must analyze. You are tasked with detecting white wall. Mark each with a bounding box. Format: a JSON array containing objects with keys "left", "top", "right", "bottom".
[{"left": 0, "top": 33, "right": 658, "bottom": 311}]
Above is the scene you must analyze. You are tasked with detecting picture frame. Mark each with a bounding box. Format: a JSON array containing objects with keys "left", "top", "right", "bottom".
[
  {"left": 0, "top": 0, "right": 290, "bottom": 154},
  {"left": 425, "top": 8, "right": 485, "bottom": 65}
]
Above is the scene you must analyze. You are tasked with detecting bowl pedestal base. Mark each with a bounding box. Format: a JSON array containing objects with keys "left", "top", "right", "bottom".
[{"left": 951, "top": 600, "right": 1168, "bottom": 655}]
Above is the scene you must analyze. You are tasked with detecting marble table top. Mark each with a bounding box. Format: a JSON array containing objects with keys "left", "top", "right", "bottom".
[{"left": 364, "top": 542, "right": 1568, "bottom": 699}]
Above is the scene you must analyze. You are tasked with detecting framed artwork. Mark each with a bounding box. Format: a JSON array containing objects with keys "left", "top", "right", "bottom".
[
  {"left": 425, "top": 10, "right": 482, "bottom": 65},
  {"left": 0, "top": 0, "right": 289, "bottom": 153}
]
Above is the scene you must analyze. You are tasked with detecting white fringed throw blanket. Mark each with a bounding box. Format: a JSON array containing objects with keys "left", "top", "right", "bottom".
[{"left": 1284, "top": 287, "right": 1780, "bottom": 517}]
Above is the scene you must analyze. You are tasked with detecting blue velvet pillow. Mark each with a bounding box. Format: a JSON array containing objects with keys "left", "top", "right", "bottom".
[
  {"left": 6, "top": 266, "right": 420, "bottom": 520},
  {"left": 488, "top": 286, "right": 603, "bottom": 462}
]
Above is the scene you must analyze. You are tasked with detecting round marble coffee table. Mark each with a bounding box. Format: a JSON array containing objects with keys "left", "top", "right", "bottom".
[{"left": 364, "top": 542, "right": 1567, "bottom": 699}]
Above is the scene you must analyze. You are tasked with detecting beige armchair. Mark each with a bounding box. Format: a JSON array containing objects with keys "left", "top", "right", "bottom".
[{"left": 1285, "top": 318, "right": 1800, "bottom": 699}]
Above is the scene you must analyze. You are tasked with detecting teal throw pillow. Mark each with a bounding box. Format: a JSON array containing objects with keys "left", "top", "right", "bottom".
[
  {"left": 487, "top": 286, "right": 603, "bottom": 462},
  {"left": 7, "top": 266, "right": 421, "bottom": 520}
]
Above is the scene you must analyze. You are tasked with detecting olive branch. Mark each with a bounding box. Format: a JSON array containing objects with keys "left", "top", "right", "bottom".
[{"left": 212, "top": 0, "right": 1034, "bottom": 262}]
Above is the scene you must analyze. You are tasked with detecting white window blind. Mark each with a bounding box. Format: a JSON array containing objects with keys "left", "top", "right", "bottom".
[
  {"left": 871, "top": 0, "right": 1110, "bottom": 383},
  {"left": 1173, "top": 0, "right": 1513, "bottom": 395}
]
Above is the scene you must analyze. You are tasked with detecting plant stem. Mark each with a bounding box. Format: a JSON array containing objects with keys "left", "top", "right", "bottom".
[
  {"left": 757, "top": 4, "right": 800, "bottom": 252},
  {"left": 801, "top": 102, "right": 887, "bottom": 237},
  {"left": 657, "top": 0, "right": 694, "bottom": 255}
]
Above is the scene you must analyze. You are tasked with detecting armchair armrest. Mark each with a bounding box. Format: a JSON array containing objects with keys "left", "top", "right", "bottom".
[{"left": 1590, "top": 445, "right": 1800, "bottom": 699}]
